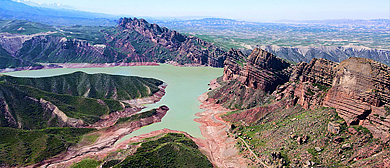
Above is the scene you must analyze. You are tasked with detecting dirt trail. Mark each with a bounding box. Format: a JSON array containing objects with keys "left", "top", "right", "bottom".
[{"left": 193, "top": 78, "right": 249, "bottom": 168}]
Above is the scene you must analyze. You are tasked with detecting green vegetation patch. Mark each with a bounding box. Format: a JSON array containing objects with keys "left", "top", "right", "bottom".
[
  {"left": 228, "top": 104, "right": 380, "bottom": 167},
  {"left": 0, "top": 71, "right": 164, "bottom": 127},
  {"left": 106, "top": 133, "right": 212, "bottom": 168},
  {"left": 0, "top": 127, "right": 95, "bottom": 166},
  {"left": 116, "top": 109, "right": 157, "bottom": 125},
  {"left": 70, "top": 158, "right": 102, "bottom": 168},
  {"left": 59, "top": 25, "right": 109, "bottom": 45},
  {"left": 2, "top": 71, "right": 163, "bottom": 100},
  {"left": 0, "top": 20, "right": 55, "bottom": 35}
]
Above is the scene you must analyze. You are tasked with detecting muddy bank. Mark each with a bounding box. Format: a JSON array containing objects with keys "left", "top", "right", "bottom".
[
  {"left": 121, "top": 83, "right": 167, "bottom": 109},
  {"left": 193, "top": 79, "right": 249, "bottom": 168},
  {"left": 92, "top": 84, "right": 167, "bottom": 129},
  {"left": 0, "top": 61, "right": 213, "bottom": 73},
  {"left": 31, "top": 106, "right": 169, "bottom": 168}
]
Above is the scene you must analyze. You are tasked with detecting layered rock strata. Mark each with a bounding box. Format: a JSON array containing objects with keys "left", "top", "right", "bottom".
[
  {"left": 323, "top": 57, "right": 390, "bottom": 140},
  {"left": 215, "top": 48, "right": 390, "bottom": 141}
]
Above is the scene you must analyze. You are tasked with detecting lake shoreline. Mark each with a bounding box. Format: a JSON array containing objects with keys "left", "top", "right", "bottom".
[
  {"left": 0, "top": 62, "right": 160, "bottom": 73},
  {"left": 31, "top": 106, "right": 169, "bottom": 168},
  {"left": 6, "top": 64, "right": 225, "bottom": 167},
  {"left": 0, "top": 61, "right": 212, "bottom": 73},
  {"left": 193, "top": 78, "right": 249, "bottom": 168}
]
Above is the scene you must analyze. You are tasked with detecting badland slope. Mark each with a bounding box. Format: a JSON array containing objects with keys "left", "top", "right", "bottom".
[{"left": 208, "top": 48, "right": 390, "bottom": 167}]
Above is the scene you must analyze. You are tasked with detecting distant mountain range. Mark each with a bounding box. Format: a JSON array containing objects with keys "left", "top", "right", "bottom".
[
  {"left": 0, "top": 18, "right": 227, "bottom": 69},
  {"left": 1, "top": 0, "right": 389, "bottom": 68},
  {"left": 0, "top": 0, "right": 118, "bottom": 26},
  {"left": 13, "top": 0, "right": 76, "bottom": 10}
]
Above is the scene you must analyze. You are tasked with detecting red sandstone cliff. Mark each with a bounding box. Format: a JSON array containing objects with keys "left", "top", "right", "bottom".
[{"left": 215, "top": 48, "right": 390, "bottom": 141}]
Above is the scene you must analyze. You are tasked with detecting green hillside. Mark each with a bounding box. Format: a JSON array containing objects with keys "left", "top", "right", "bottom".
[
  {"left": 0, "top": 127, "right": 95, "bottom": 166},
  {"left": 0, "top": 71, "right": 163, "bottom": 129},
  {"left": 0, "top": 20, "right": 56, "bottom": 35},
  {"left": 2, "top": 71, "right": 163, "bottom": 100},
  {"left": 74, "top": 133, "right": 213, "bottom": 168}
]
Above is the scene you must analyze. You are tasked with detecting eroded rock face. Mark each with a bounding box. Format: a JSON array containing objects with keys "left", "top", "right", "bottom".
[
  {"left": 222, "top": 48, "right": 247, "bottom": 81},
  {"left": 0, "top": 98, "right": 18, "bottom": 128},
  {"left": 210, "top": 48, "right": 291, "bottom": 110},
  {"left": 290, "top": 58, "right": 338, "bottom": 85},
  {"left": 39, "top": 98, "right": 85, "bottom": 127},
  {"left": 260, "top": 45, "right": 390, "bottom": 66},
  {"left": 323, "top": 57, "right": 390, "bottom": 140},
  {"left": 222, "top": 48, "right": 290, "bottom": 92},
  {"left": 273, "top": 58, "right": 338, "bottom": 109},
  {"left": 244, "top": 48, "right": 290, "bottom": 92},
  {"left": 218, "top": 49, "right": 390, "bottom": 141}
]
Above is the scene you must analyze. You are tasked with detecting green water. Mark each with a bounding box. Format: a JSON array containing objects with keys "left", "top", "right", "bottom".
[{"left": 3, "top": 64, "right": 223, "bottom": 140}]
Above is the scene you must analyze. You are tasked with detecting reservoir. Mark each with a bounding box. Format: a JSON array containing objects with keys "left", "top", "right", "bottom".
[{"left": 3, "top": 64, "right": 223, "bottom": 139}]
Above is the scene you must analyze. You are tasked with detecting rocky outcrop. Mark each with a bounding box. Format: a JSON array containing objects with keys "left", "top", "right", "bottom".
[
  {"left": 39, "top": 98, "right": 84, "bottom": 127},
  {"left": 273, "top": 58, "right": 337, "bottom": 109},
  {"left": 222, "top": 48, "right": 290, "bottom": 92},
  {"left": 209, "top": 48, "right": 291, "bottom": 110},
  {"left": 222, "top": 48, "right": 247, "bottom": 81},
  {"left": 289, "top": 58, "right": 338, "bottom": 85},
  {"left": 323, "top": 57, "right": 390, "bottom": 140},
  {"left": 216, "top": 48, "right": 390, "bottom": 141},
  {"left": 243, "top": 48, "right": 290, "bottom": 92},
  {"left": 0, "top": 98, "right": 18, "bottom": 128}
]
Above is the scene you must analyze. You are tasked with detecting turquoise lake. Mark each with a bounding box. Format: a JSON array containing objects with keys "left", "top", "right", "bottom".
[{"left": 3, "top": 64, "right": 223, "bottom": 140}]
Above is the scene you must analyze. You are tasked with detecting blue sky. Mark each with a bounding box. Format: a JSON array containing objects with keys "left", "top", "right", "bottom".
[{"left": 24, "top": 0, "right": 389, "bottom": 22}]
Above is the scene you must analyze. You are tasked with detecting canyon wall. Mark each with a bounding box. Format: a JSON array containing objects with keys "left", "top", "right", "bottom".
[{"left": 214, "top": 48, "right": 390, "bottom": 141}]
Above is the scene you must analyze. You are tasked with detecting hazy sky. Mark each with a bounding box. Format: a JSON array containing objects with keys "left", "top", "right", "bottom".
[{"left": 25, "top": 0, "right": 389, "bottom": 22}]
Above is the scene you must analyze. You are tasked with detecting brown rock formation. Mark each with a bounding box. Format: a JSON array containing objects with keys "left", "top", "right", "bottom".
[
  {"left": 243, "top": 48, "right": 290, "bottom": 92},
  {"left": 114, "top": 17, "right": 227, "bottom": 67},
  {"left": 323, "top": 57, "right": 390, "bottom": 140},
  {"left": 217, "top": 48, "right": 390, "bottom": 141},
  {"left": 222, "top": 48, "right": 247, "bottom": 81},
  {"left": 222, "top": 48, "right": 290, "bottom": 91},
  {"left": 273, "top": 58, "right": 337, "bottom": 109},
  {"left": 289, "top": 58, "right": 338, "bottom": 85}
]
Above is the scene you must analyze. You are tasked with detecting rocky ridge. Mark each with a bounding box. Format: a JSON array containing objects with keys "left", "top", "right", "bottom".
[
  {"left": 211, "top": 48, "right": 390, "bottom": 141},
  {"left": 207, "top": 48, "right": 390, "bottom": 167},
  {"left": 0, "top": 18, "right": 227, "bottom": 69},
  {"left": 112, "top": 17, "right": 227, "bottom": 67}
]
